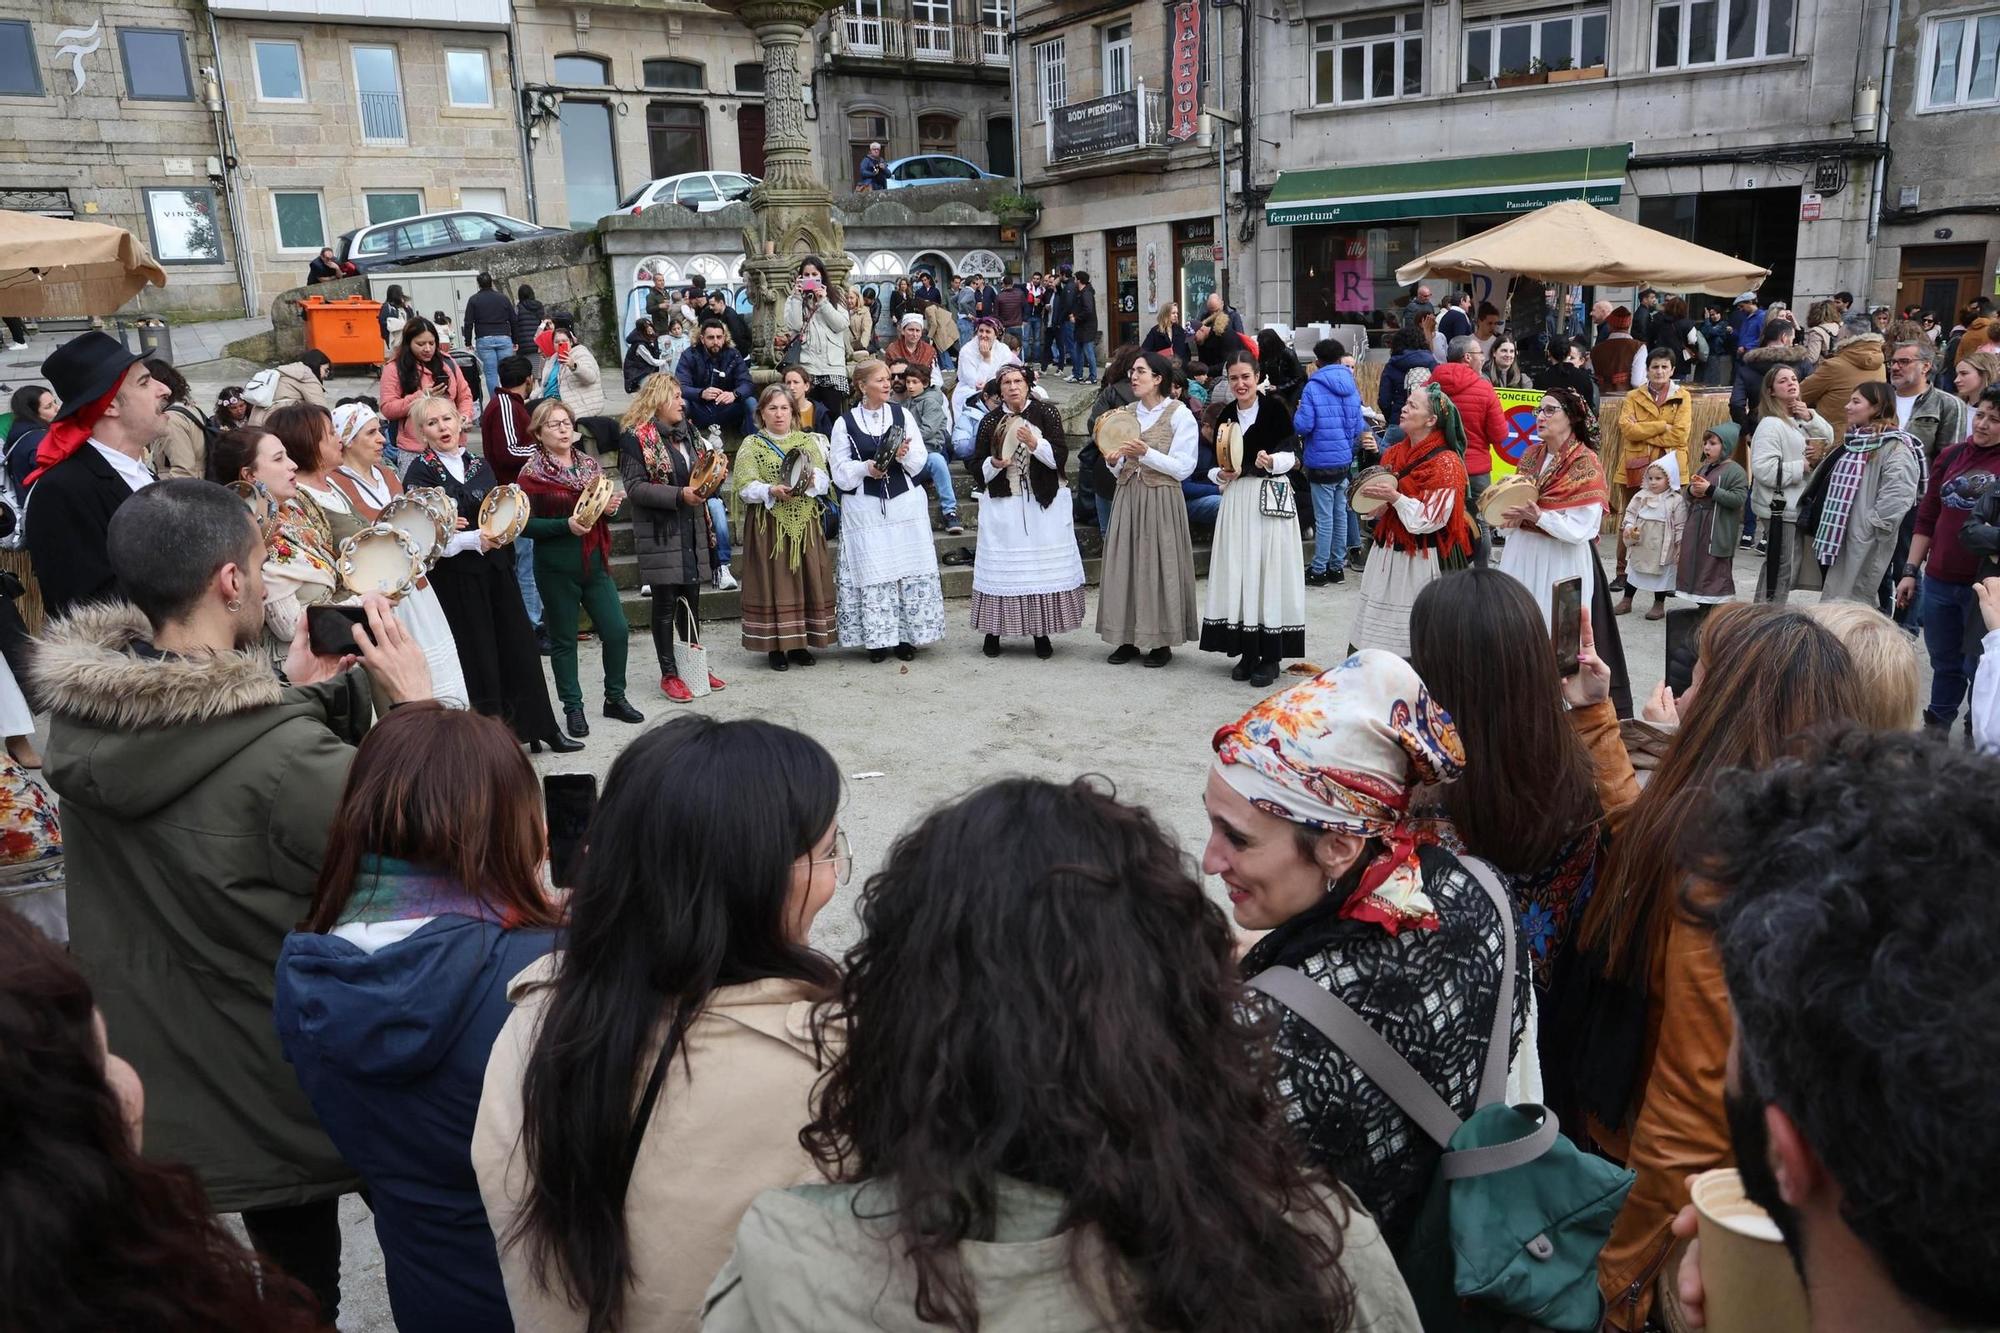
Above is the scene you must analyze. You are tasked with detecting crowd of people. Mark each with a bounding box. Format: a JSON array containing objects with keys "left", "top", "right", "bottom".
[{"left": 2, "top": 270, "right": 1999, "bottom": 1329}]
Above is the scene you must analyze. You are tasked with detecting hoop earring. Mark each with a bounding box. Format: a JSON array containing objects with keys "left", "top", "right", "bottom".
[{"left": 225, "top": 599, "right": 243, "bottom": 612}]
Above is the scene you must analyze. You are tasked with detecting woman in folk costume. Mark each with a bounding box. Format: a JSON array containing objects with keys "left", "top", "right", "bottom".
[
  {"left": 1614, "top": 454, "right": 1687, "bottom": 621},
  {"left": 1495, "top": 387, "right": 1611, "bottom": 628},
  {"left": 951, "top": 318, "right": 1019, "bottom": 423},
  {"left": 400, "top": 396, "right": 578, "bottom": 753},
  {"left": 1098, "top": 351, "right": 1200, "bottom": 667},
  {"left": 1201, "top": 351, "right": 1308, "bottom": 688},
  {"left": 518, "top": 397, "right": 642, "bottom": 738},
  {"left": 205, "top": 423, "right": 339, "bottom": 655},
  {"left": 1347, "top": 382, "right": 1474, "bottom": 658},
  {"left": 1675, "top": 423, "right": 1750, "bottom": 612},
  {"left": 829, "top": 358, "right": 947, "bottom": 662},
  {"left": 970, "top": 363, "right": 1086, "bottom": 658},
  {"left": 731, "top": 384, "right": 836, "bottom": 672},
  {"left": 616, "top": 375, "right": 730, "bottom": 704},
  {"left": 309, "top": 401, "right": 470, "bottom": 708}
]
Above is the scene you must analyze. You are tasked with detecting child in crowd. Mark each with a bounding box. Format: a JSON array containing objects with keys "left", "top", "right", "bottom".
[
  {"left": 1618, "top": 457, "right": 1687, "bottom": 620},
  {"left": 661, "top": 315, "right": 692, "bottom": 375},
  {"left": 431, "top": 312, "right": 456, "bottom": 351}
]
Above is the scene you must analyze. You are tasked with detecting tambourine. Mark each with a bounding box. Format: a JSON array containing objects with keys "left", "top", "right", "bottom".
[
  {"left": 1215, "top": 421, "right": 1243, "bottom": 475},
  {"left": 993, "top": 416, "right": 1037, "bottom": 465},
  {"left": 230, "top": 479, "right": 283, "bottom": 544},
  {"left": 571, "top": 474, "right": 616, "bottom": 528},
  {"left": 1477, "top": 472, "right": 1541, "bottom": 526},
  {"left": 1094, "top": 406, "right": 1142, "bottom": 463},
  {"left": 477, "top": 483, "right": 529, "bottom": 545},
  {"left": 690, "top": 448, "right": 731, "bottom": 500},
  {"left": 411, "top": 486, "right": 457, "bottom": 536},
  {"left": 380, "top": 492, "right": 450, "bottom": 567},
  {"left": 781, "top": 446, "right": 816, "bottom": 491},
  {"left": 336, "top": 523, "right": 425, "bottom": 600},
  {"left": 1347, "top": 465, "right": 1397, "bottom": 516}
]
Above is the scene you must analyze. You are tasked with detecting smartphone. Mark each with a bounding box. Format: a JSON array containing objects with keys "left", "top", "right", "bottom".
[
  {"left": 544, "top": 773, "right": 598, "bottom": 891},
  {"left": 1551, "top": 576, "right": 1585, "bottom": 677},
  {"left": 306, "top": 604, "right": 367, "bottom": 658}
]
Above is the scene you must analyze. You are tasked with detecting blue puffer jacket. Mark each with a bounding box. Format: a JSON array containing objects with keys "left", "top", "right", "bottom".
[
  {"left": 1378, "top": 348, "right": 1436, "bottom": 432},
  {"left": 1293, "top": 364, "right": 1364, "bottom": 472}
]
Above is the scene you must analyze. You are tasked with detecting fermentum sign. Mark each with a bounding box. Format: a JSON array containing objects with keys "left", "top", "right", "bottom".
[
  {"left": 1168, "top": 0, "right": 1202, "bottom": 142},
  {"left": 1050, "top": 91, "right": 1138, "bottom": 163}
]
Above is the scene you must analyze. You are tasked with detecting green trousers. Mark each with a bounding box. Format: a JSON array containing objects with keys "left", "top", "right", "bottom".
[{"left": 538, "top": 558, "right": 630, "bottom": 709}]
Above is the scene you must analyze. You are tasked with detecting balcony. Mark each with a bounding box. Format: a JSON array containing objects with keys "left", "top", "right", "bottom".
[
  {"left": 358, "top": 90, "right": 407, "bottom": 145},
  {"left": 1036, "top": 85, "right": 1168, "bottom": 181},
  {"left": 826, "top": 17, "right": 1010, "bottom": 71}
]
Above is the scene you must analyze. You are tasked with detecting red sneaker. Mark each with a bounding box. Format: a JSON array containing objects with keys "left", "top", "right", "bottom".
[
  {"left": 661, "top": 675, "right": 694, "bottom": 703},
  {"left": 707, "top": 672, "right": 727, "bottom": 692}
]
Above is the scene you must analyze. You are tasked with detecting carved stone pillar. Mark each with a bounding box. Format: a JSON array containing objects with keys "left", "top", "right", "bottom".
[{"left": 707, "top": 0, "right": 850, "bottom": 371}]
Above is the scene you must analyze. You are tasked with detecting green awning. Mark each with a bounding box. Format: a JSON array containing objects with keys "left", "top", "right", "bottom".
[{"left": 1264, "top": 145, "right": 1631, "bottom": 227}]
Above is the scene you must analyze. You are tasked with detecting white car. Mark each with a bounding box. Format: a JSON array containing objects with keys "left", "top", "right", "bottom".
[{"left": 620, "top": 172, "right": 760, "bottom": 214}]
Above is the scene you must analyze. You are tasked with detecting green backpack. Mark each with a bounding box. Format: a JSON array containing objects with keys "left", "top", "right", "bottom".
[{"left": 1250, "top": 858, "right": 1634, "bottom": 1332}]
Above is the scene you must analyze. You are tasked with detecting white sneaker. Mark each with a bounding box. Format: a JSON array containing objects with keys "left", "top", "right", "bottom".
[
  {"left": 715, "top": 567, "right": 739, "bottom": 591},
  {"left": 5, "top": 342, "right": 26, "bottom": 352},
  {"left": 640, "top": 584, "right": 652, "bottom": 597}
]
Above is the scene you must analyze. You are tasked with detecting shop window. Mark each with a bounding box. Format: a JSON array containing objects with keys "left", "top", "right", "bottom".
[
  {"left": 735, "top": 61, "right": 766, "bottom": 93},
  {"left": 143, "top": 187, "right": 224, "bottom": 264},
  {"left": 1921, "top": 11, "right": 2000, "bottom": 110},
  {"left": 0, "top": 22, "right": 39, "bottom": 96},
  {"left": 1652, "top": 0, "right": 1792, "bottom": 70},
  {"left": 643, "top": 58, "right": 704, "bottom": 91},
  {"left": 1032, "top": 37, "right": 1067, "bottom": 118},
  {"left": 446, "top": 50, "right": 492, "bottom": 107},
  {"left": 554, "top": 53, "right": 610, "bottom": 84},
  {"left": 1290, "top": 225, "right": 1421, "bottom": 333},
  {"left": 1464, "top": 7, "right": 1607, "bottom": 83},
  {"left": 647, "top": 102, "right": 709, "bottom": 178},
  {"left": 251, "top": 39, "right": 306, "bottom": 103},
  {"left": 1310, "top": 9, "right": 1423, "bottom": 106},
  {"left": 120, "top": 28, "right": 194, "bottom": 101},
  {"left": 271, "top": 191, "right": 326, "bottom": 252},
  {"left": 918, "top": 113, "right": 959, "bottom": 155}
]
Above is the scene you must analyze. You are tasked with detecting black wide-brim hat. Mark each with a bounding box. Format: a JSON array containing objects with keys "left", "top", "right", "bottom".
[{"left": 41, "top": 331, "right": 144, "bottom": 422}]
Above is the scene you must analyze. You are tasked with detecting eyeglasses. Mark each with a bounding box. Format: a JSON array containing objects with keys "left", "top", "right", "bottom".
[
  {"left": 1889, "top": 357, "right": 1922, "bottom": 367},
  {"left": 809, "top": 829, "right": 852, "bottom": 886}
]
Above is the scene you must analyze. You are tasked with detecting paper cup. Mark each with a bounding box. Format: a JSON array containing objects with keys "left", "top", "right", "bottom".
[{"left": 1689, "top": 1168, "right": 1809, "bottom": 1333}]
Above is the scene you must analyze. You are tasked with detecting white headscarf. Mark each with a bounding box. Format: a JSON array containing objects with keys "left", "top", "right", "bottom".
[{"left": 330, "top": 402, "right": 381, "bottom": 450}]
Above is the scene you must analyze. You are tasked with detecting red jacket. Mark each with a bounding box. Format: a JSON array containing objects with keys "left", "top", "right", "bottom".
[{"left": 1429, "top": 361, "right": 1508, "bottom": 477}]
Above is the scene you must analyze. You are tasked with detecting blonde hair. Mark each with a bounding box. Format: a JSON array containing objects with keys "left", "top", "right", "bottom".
[
  {"left": 1805, "top": 602, "right": 1921, "bottom": 732},
  {"left": 527, "top": 397, "right": 576, "bottom": 445},
  {"left": 851, "top": 358, "right": 890, "bottom": 394},
  {"left": 1958, "top": 351, "right": 2000, "bottom": 400},
  {"left": 620, "top": 373, "right": 682, "bottom": 432},
  {"left": 405, "top": 394, "right": 457, "bottom": 437},
  {"left": 755, "top": 382, "right": 795, "bottom": 429}
]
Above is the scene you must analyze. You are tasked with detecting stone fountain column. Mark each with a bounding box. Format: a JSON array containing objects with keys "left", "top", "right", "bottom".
[{"left": 708, "top": 0, "right": 851, "bottom": 372}]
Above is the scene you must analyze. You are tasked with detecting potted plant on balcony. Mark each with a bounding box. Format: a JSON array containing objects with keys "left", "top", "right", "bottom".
[
  {"left": 1497, "top": 62, "right": 1547, "bottom": 88},
  {"left": 992, "top": 191, "right": 1043, "bottom": 229},
  {"left": 1547, "top": 55, "right": 1606, "bottom": 82}
]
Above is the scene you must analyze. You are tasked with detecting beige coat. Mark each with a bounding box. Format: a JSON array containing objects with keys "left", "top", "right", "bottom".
[
  {"left": 149, "top": 404, "right": 209, "bottom": 479},
  {"left": 1797, "top": 334, "right": 1886, "bottom": 444},
  {"left": 246, "top": 362, "right": 330, "bottom": 427},
  {"left": 474, "top": 958, "right": 836, "bottom": 1333},
  {"left": 1796, "top": 430, "right": 1923, "bottom": 603}
]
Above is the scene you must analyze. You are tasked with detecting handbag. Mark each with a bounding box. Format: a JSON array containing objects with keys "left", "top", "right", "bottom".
[
  {"left": 1791, "top": 448, "right": 1840, "bottom": 566},
  {"left": 674, "top": 597, "right": 711, "bottom": 698},
  {"left": 1258, "top": 476, "right": 1296, "bottom": 519},
  {"left": 1249, "top": 858, "right": 1633, "bottom": 1333}
]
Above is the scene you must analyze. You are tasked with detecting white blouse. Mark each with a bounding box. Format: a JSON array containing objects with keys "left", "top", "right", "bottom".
[{"left": 1111, "top": 398, "right": 1197, "bottom": 482}]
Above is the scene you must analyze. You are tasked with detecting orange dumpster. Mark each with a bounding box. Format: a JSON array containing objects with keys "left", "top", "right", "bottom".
[{"left": 300, "top": 294, "right": 385, "bottom": 367}]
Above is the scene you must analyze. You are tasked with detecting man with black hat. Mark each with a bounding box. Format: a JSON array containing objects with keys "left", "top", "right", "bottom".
[{"left": 24, "top": 331, "right": 168, "bottom": 618}]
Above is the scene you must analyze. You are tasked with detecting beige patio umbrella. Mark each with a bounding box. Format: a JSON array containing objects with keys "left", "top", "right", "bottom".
[
  {"left": 1394, "top": 200, "right": 1769, "bottom": 298},
  {"left": 0, "top": 210, "right": 168, "bottom": 317}
]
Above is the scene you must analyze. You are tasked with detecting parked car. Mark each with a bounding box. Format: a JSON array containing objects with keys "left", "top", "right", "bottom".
[
  {"left": 621, "top": 172, "right": 761, "bottom": 214},
  {"left": 335, "top": 210, "right": 563, "bottom": 273},
  {"left": 882, "top": 154, "right": 1005, "bottom": 189}
]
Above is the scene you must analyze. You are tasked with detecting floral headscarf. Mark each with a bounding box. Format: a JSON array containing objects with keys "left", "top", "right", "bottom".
[
  {"left": 331, "top": 402, "right": 381, "bottom": 451},
  {"left": 1212, "top": 651, "right": 1466, "bottom": 934},
  {"left": 1422, "top": 382, "right": 1468, "bottom": 458}
]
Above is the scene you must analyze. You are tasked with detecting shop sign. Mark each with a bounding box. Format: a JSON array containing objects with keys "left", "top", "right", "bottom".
[
  {"left": 1168, "top": 0, "right": 1202, "bottom": 142},
  {"left": 1051, "top": 91, "right": 1138, "bottom": 163}
]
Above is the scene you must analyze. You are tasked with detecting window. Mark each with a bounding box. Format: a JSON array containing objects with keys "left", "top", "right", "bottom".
[
  {"left": 0, "top": 21, "right": 38, "bottom": 96},
  {"left": 353, "top": 46, "right": 406, "bottom": 144},
  {"left": 450, "top": 213, "right": 520, "bottom": 244},
  {"left": 560, "top": 97, "right": 620, "bottom": 226},
  {"left": 119, "top": 28, "right": 194, "bottom": 101},
  {"left": 554, "top": 53, "right": 610, "bottom": 84},
  {"left": 979, "top": 0, "right": 1010, "bottom": 62},
  {"left": 1922, "top": 11, "right": 2000, "bottom": 110},
  {"left": 250, "top": 39, "right": 305, "bottom": 102},
  {"left": 1102, "top": 21, "right": 1133, "bottom": 95},
  {"left": 394, "top": 217, "right": 454, "bottom": 252},
  {"left": 918, "top": 113, "right": 959, "bottom": 154},
  {"left": 459, "top": 187, "right": 509, "bottom": 214},
  {"left": 735, "top": 61, "right": 765, "bottom": 93},
  {"left": 849, "top": 109, "right": 890, "bottom": 163},
  {"left": 646, "top": 102, "right": 708, "bottom": 179},
  {"left": 913, "top": 0, "right": 954, "bottom": 59},
  {"left": 364, "top": 191, "right": 423, "bottom": 224},
  {"left": 643, "top": 58, "right": 704, "bottom": 90},
  {"left": 142, "top": 187, "right": 224, "bottom": 264},
  {"left": 1033, "top": 38, "right": 1067, "bottom": 117},
  {"left": 675, "top": 176, "right": 720, "bottom": 205},
  {"left": 845, "top": 0, "right": 886, "bottom": 53},
  {"left": 1310, "top": 9, "right": 1424, "bottom": 105},
  {"left": 445, "top": 50, "right": 491, "bottom": 107},
  {"left": 1652, "top": 0, "right": 1792, "bottom": 69},
  {"left": 270, "top": 190, "right": 326, "bottom": 252},
  {"left": 1465, "top": 7, "right": 1606, "bottom": 82}
]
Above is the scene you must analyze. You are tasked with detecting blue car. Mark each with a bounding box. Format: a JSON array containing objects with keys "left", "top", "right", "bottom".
[{"left": 882, "top": 154, "right": 1006, "bottom": 189}]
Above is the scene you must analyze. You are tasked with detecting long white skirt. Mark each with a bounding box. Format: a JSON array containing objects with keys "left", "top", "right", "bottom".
[
  {"left": 0, "top": 656, "right": 33, "bottom": 736},
  {"left": 835, "top": 484, "right": 947, "bottom": 648},
  {"left": 1349, "top": 547, "right": 1444, "bottom": 659},
  {"left": 1200, "top": 478, "right": 1307, "bottom": 660},
  {"left": 400, "top": 584, "right": 469, "bottom": 708}
]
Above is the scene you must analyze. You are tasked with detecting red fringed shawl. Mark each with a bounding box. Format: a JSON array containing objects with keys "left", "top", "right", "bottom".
[{"left": 1375, "top": 432, "right": 1475, "bottom": 563}]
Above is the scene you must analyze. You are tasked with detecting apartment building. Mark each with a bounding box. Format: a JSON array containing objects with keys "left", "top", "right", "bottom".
[
  {"left": 1011, "top": 0, "right": 1232, "bottom": 348},
  {"left": 809, "top": 0, "right": 1016, "bottom": 188}
]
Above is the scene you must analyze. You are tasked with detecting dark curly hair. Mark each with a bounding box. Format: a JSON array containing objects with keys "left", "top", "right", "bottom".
[
  {"left": 1683, "top": 728, "right": 2000, "bottom": 1321},
  {"left": 803, "top": 777, "right": 1358, "bottom": 1333},
  {"left": 0, "top": 912, "right": 319, "bottom": 1333}
]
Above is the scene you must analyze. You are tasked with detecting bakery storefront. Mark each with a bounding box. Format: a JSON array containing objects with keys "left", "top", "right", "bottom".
[{"left": 1264, "top": 144, "right": 1630, "bottom": 344}]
